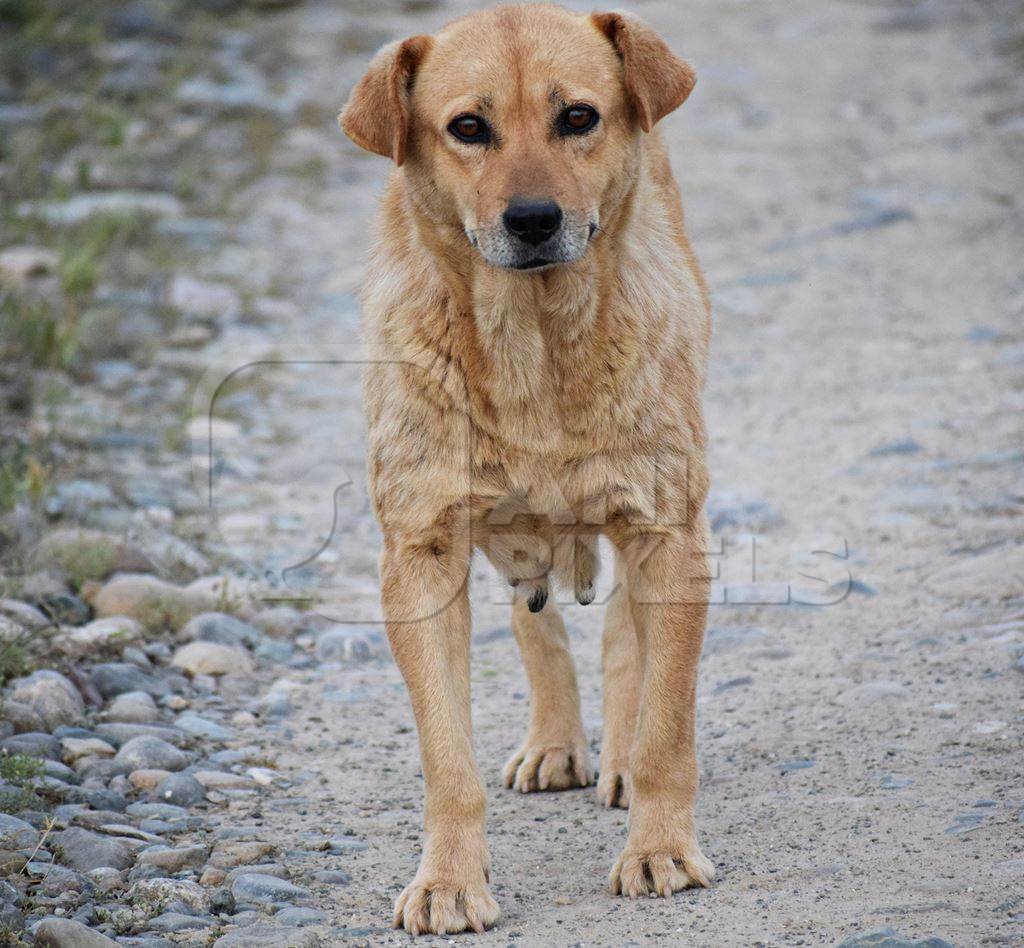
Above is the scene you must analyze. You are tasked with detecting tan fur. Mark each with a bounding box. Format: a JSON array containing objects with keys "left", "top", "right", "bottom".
[{"left": 341, "top": 4, "right": 714, "bottom": 934}]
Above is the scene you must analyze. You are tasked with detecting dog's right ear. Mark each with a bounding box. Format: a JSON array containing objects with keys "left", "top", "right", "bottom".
[{"left": 339, "top": 35, "right": 432, "bottom": 166}]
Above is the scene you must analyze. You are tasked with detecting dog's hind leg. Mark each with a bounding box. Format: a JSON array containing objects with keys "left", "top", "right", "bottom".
[
  {"left": 502, "top": 593, "right": 592, "bottom": 792},
  {"left": 596, "top": 548, "right": 640, "bottom": 808}
]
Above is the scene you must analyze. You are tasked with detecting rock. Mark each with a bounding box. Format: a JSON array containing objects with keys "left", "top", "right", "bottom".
[
  {"left": 28, "top": 862, "right": 89, "bottom": 896},
  {"left": 91, "top": 663, "right": 166, "bottom": 699},
  {"left": 193, "top": 771, "right": 253, "bottom": 791},
  {"left": 181, "top": 612, "right": 263, "bottom": 649},
  {"left": 61, "top": 786, "right": 127, "bottom": 812},
  {"left": 130, "top": 876, "right": 210, "bottom": 914},
  {"left": 20, "top": 191, "right": 183, "bottom": 226},
  {"left": 51, "top": 827, "right": 137, "bottom": 871},
  {"left": 230, "top": 873, "right": 309, "bottom": 904},
  {"left": 213, "top": 925, "right": 321, "bottom": 947},
  {"left": 96, "top": 723, "right": 186, "bottom": 748},
  {"left": 315, "top": 627, "right": 384, "bottom": 663},
  {"left": 61, "top": 737, "right": 116, "bottom": 764},
  {"left": 36, "top": 593, "right": 92, "bottom": 626},
  {"left": 105, "top": 691, "right": 160, "bottom": 724},
  {"left": 274, "top": 907, "right": 325, "bottom": 926},
  {"left": 200, "top": 866, "right": 227, "bottom": 886},
  {"left": 0, "top": 813, "right": 39, "bottom": 850},
  {"left": 0, "top": 731, "right": 61, "bottom": 759},
  {"left": 128, "top": 769, "right": 170, "bottom": 791},
  {"left": 114, "top": 737, "right": 187, "bottom": 773},
  {"left": 87, "top": 866, "right": 125, "bottom": 894},
  {"left": 2, "top": 699, "right": 45, "bottom": 733},
  {"left": 0, "top": 598, "right": 50, "bottom": 629},
  {"left": 210, "top": 841, "right": 276, "bottom": 869},
  {"left": 312, "top": 869, "right": 350, "bottom": 885},
  {"left": 55, "top": 617, "right": 143, "bottom": 658},
  {"left": 8, "top": 670, "right": 85, "bottom": 730},
  {"left": 172, "top": 642, "right": 253, "bottom": 677},
  {"left": 148, "top": 911, "right": 214, "bottom": 932},
  {"left": 31, "top": 529, "right": 156, "bottom": 582},
  {"left": 88, "top": 574, "right": 211, "bottom": 626},
  {"left": 44, "top": 480, "right": 118, "bottom": 519},
  {"left": 137, "top": 845, "right": 208, "bottom": 872},
  {"left": 126, "top": 802, "right": 187, "bottom": 821},
  {"left": 174, "top": 711, "right": 233, "bottom": 742},
  {"left": 151, "top": 773, "right": 204, "bottom": 806},
  {"left": 0, "top": 245, "right": 59, "bottom": 284},
  {"left": 0, "top": 901, "right": 24, "bottom": 934},
  {"left": 34, "top": 917, "right": 120, "bottom": 947},
  {"left": 168, "top": 274, "right": 241, "bottom": 321}
]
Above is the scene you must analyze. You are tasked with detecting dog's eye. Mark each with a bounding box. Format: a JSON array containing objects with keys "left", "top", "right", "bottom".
[
  {"left": 448, "top": 114, "right": 491, "bottom": 144},
  {"left": 558, "top": 105, "right": 599, "bottom": 136}
]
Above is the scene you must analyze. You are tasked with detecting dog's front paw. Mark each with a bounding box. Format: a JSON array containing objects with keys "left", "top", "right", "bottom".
[
  {"left": 393, "top": 873, "right": 500, "bottom": 935},
  {"left": 610, "top": 844, "right": 714, "bottom": 898},
  {"left": 503, "top": 734, "right": 592, "bottom": 793}
]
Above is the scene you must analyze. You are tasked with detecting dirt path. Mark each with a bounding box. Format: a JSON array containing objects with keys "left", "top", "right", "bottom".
[
  {"left": 3, "top": 0, "right": 1023, "bottom": 945},
  {"left": 194, "top": 0, "right": 1024, "bottom": 944}
]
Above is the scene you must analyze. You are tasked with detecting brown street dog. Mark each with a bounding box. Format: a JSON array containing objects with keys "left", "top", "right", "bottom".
[{"left": 340, "top": 3, "right": 715, "bottom": 935}]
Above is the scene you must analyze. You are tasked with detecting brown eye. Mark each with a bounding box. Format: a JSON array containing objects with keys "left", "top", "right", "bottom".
[
  {"left": 559, "top": 104, "right": 599, "bottom": 135},
  {"left": 448, "top": 113, "right": 491, "bottom": 144}
]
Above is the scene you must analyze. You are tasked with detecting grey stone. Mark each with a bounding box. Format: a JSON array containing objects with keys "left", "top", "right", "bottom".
[
  {"left": 43, "top": 479, "right": 118, "bottom": 518},
  {"left": 21, "top": 192, "right": 183, "bottom": 227},
  {"left": 8, "top": 670, "right": 85, "bottom": 730},
  {"left": 147, "top": 912, "right": 214, "bottom": 932},
  {"left": 230, "top": 873, "right": 309, "bottom": 904},
  {"left": 1, "top": 699, "right": 45, "bottom": 734},
  {"left": 213, "top": 925, "right": 320, "bottom": 947},
  {"left": 0, "top": 901, "right": 24, "bottom": 933},
  {"left": 29, "top": 862, "right": 90, "bottom": 897},
  {"left": 126, "top": 802, "right": 188, "bottom": 821},
  {"left": 315, "top": 627, "right": 384, "bottom": 663},
  {"left": 0, "top": 813, "right": 39, "bottom": 850},
  {"left": 151, "top": 773, "right": 205, "bottom": 807},
  {"left": 129, "top": 877, "right": 210, "bottom": 914},
  {"left": 0, "top": 731, "right": 61, "bottom": 760},
  {"left": 312, "top": 869, "right": 350, "bottom": 885},
  {"left": 174, "top": 711, "right": 233, "bottom": 742},
  {"left": 105, "top": 691, "right": 160, "bottom": 724},
  {"left": 51, "top": 827, "right": 137, "bottom": 872},
  {"left": 34, "top": 917, "right": 119, "bottom": 947},
  {"left": 95, "top": 723, "right": 186, "bottom": 748},
  {"left": 114, "top": 737, "right": 187, "bottom": 773},
  {"left": 36, "top": 594, "right": 91, "bottom": 626},
  {"left": 137, "top": 845, "right": 208, "bottom": 873},
  {"left": 62, "top": 786, "right": 127, "bottom": 812},
  {"left": 274, "top": 907, "right": 326, "bottom": 926},
  {"left": 91, "top": 663, "right": 167, "bottom": 699},
  {"left": 181, "top": 612, "right": 262, "bottom": 649}
]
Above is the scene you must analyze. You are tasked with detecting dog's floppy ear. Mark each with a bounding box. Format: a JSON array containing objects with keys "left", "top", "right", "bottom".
[
  {"left": 339, "top": 35, "right": 432, "bottom": 166},
  {"left": 591, "top": 12, "right": 696, "bottom": 133}
]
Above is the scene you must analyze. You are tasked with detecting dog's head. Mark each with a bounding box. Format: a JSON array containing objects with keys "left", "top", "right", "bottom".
[{"left": 340, "top": 5, "right": 695, "bottom": 272}]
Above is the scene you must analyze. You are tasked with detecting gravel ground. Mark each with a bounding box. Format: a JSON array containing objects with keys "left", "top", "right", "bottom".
[{"left": 1, "top": 0, "right": 1023, "bottom": 945}]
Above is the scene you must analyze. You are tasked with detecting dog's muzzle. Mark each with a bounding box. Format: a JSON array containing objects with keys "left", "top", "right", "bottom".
[{"left": 468, "top": 199, "right": 596, "bottom": 271}]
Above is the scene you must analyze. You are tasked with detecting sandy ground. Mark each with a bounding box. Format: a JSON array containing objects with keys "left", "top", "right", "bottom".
[
  {"left": 206, "top": 0, "right": 1024, "bottom": 944},
  {"left": 8, "top": 0, "right": 1023, "bottom": 944}
]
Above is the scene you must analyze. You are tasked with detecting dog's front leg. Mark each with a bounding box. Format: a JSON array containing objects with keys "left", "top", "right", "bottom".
[
  {"left": 381, "top": 531, "right": 500, "bottom": 935},
  {"left": 607, "top": 523, "right": 716, "bottom": 898}
]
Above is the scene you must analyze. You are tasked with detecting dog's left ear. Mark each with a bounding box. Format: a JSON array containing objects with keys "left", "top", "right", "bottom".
[
  {"left": 591, "top": 12, "right": 696, "bottom": 133},
  {"left": 339, "top": 35, "right": 432, "bottom": 166}
]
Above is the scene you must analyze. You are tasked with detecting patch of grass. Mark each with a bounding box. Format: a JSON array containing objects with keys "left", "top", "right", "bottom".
[
  {"left": 0, "top": 446, "right": 49, "bottom": 514},
  {"left": 58, "top": 538, "right": 117, "bottom": 591},
  {"left": 0, "top": 292, "right": 78, "bottom": 369},
  {"left": 0, "top": 752, "right": 44, "bottom": 813}
]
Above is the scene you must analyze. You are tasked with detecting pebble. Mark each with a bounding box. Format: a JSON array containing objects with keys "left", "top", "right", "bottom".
[
  {"left": 151, "top": 773, "right": 205, "bottom": 806},
  {"left": 43, "top": 479, "right": 118, "bottom": 519},
  {"left": 311, "top": 869, "right": 350, "bottom": 885},
  {"left": 168, "top": 274, "right": 241, "bottom": 321},
  {"left": 1, "top": 731, "right": 61, "bottom": 760},
  {"left": 230, "top": 873, "right": 309, "bottom": 905},
  {"left": 96, "top": 723, "right": 186, "bottom": 748},
  {"left": 61, "top": 737, "right": 116, "bottom": 764},
  {"left": 147, "top": 911, "right": 214, "bottom": 932},
  {"left": 200, "top": 866, "right": 227, "bottom": 886},
  {"left": 0, "top": 245, "right": 59, "bottom": 283},
  {"left": 31, "top": 529, "right": 156, "bottom": 580},
  {"left": 0, "top": 598, "right": 50, "bottom": 629},
  {"left": 8, "top": 670, "right": 86, "bottom": 730},
  {"left": 837, "top": 931, "right": 953, "bottom": 948},
  {"left": 21, "top": 191, "right": 183, "bottom": 226},
  {"left": 0, "top": 813, "right": 40, "bottom": 850},
  {"left": 51, "top": 827, "right": 138, "bottom": 872},
  {"left": 87, "top": 867, "right": 125, "bottom": 894},
  {"left": 126, "top": 803, "right": 187, "bottom": 821},
  {"left": 213, "top": 926, "right": 320, "bottom": 947},
  {"left": 171, "top": 642, "right": 254, "bottom": 676},
  {"left": 842, "top": 680, "right": 906, "bottom": 705},
  {"left": 105, "top": 691, "right": 160, "bottom": 724},
  {"left": 137, "top": 845, "right": 208, "bottom": 873},
  {"left": 274, "top": 906, "right": 326, "bottom": 926},
  {"left": 194, "top": 771, "right": 253, "bottom": 791},
  {"left": 2, "top": 699, "right": 45, "bottom": 733},
  {"left": 56, "top": 618, "right": 143, "bottom": 659},
  {"left": 129, "top": 877, "right": 210, "bottom": 914},
  {"left": 174, "top": 711, "right": 234, "bottom": 741},
  {"left": 34, "top": 917, "right": 120, "bottom": 947},
  {"left": 314, "top": 627, "right": 384, "bottom": 663},
  {"left": 210, "top": 841, "right": 276, "bottom": 869},
  {"left": 91, "top": 663, "right": 167, "bottom": 699},
  {"left": 113, "top": 737, "right": 187, "bottom": 773}
]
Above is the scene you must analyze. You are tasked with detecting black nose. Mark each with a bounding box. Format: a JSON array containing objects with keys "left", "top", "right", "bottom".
[{"left": 503, "top": 200, "right": 563, "bottom": 247}]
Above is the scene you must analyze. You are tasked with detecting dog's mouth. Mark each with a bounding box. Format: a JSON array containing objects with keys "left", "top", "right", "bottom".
[{"left": 514, "top": 258, "right": 555, "bottom": 271}]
